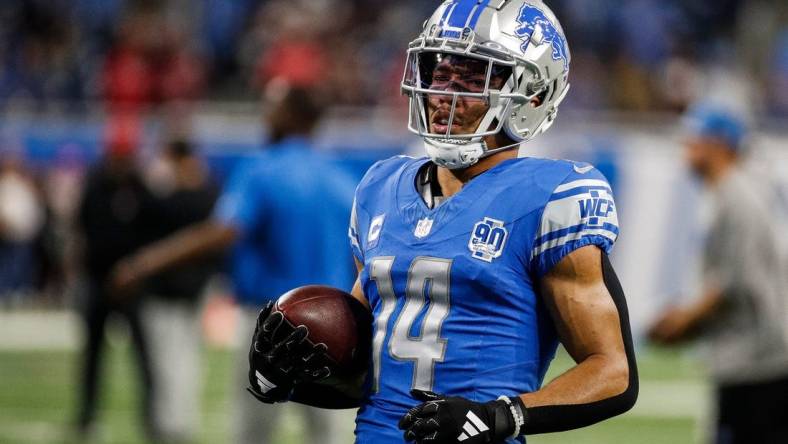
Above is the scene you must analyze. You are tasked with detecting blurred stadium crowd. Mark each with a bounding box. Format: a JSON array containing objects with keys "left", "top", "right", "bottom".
[
  {"left": 0, "top": 0, "right": 787, "bottom": 113},
  {"left": 0, "top": 0, "right": 785, "bottom": 307},
  {"left": 0, "top": 2, "right": 785, "bottom": 321}
]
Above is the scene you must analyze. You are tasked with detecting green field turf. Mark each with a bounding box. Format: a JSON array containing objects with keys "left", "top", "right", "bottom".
[{"left": 0, "top": 343, "right": 708, "bottom": 444}]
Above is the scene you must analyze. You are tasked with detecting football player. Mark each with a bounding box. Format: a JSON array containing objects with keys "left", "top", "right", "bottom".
[{"left": 248, "top": 1, "right": 638, "bottom": 443}]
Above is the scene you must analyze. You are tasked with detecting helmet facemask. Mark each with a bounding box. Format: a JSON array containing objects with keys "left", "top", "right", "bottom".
[{"left": 404, "top": 51, "right": 517, "bottom": 138}]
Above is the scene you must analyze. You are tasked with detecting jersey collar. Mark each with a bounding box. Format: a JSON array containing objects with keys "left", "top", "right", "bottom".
[{"left": 396, "top": 156, "right": 520, "bottom": 237}]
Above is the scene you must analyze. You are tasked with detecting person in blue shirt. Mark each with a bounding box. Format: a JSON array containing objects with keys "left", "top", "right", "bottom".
[
  {"left": 247, "top": 2, "right": 637, "bottom": 444},
  {"left": 112, "top": 84, "right": 358, "bottom": 444}
]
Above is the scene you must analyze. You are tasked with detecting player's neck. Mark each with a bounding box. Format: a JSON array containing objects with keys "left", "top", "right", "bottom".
[{"left": 437, "top": 149, "right": 518, "bottom": 198}]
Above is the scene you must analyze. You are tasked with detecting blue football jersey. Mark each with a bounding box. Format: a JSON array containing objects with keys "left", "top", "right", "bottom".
[{"left": 349, "top": 156, "right": 619, "bottom": 443}]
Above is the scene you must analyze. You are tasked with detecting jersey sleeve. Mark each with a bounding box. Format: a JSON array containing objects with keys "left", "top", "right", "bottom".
[
  {"left": 348, "top": 196, "right": 364, "bottom": 263},
  {"left": 346, "top": 155, "right": 413, "bottom": 264},
  {"left": 213, "top": 163, "right": 266, "bottom": 235},
  {"left": 530, "top": 166, "right": 620, "bottom": 277}
]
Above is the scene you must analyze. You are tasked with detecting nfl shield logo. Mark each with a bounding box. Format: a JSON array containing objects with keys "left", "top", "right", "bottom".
[
  {"left": 414, "top": 218, "right": 434, "bottom": 239},
  {"left": 468, "top": 217, "right": 508, "bottom": 262}
]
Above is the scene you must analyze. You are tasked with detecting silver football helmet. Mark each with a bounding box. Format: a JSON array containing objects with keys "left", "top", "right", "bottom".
[{"left": 402, "top": 0, "right": 571, "bottom": 169}]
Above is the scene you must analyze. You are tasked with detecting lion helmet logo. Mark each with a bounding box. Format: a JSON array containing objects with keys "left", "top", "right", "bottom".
[{"left": 514, "top": 4, "right": 569, "bottom": 71}]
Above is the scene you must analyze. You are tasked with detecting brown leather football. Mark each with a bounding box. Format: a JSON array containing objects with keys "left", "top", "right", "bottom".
[{"left": 274, "top": 285, "right": 372, "bottom": 377}]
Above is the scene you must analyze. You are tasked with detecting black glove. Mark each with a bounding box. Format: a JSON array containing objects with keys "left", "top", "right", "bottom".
[
  {"left": 247, "top": 302, "right": 332, "bottom": 404},
  {"left": 399, "top": 390, "right": 524, "bottom": 444}
]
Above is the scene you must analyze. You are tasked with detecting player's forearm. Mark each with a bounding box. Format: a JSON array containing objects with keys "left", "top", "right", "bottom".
[
  {"left": 289, "top": 369, "right": 367, "bottom": 409},
  {"left": 515, "top": 352, "right": 636, "bottom": 435},
  {"left": 289, "top": 382, "right": 362, "bottom": 409},
  {"left": 686, "top": 287, "right": 724, "bottom": 329},
  {"left": 521, "top": 352, "right": 629, "bottom": 408},
  {"left": 132, "top": 221, "right": 236, "bottom": 278}
]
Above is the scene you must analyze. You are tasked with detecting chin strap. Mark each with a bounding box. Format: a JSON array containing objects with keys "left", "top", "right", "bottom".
[
  {"left": 423, "top": 137, "right": 486, "bottom": 170},
  {"left": 480, "top": 139, "right": 524, "bottom": 158},
  {"left": 424, "top": 137, "right": 524, "bottom": 170}
]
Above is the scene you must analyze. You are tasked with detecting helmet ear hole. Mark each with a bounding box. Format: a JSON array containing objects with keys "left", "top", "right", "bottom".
[{"left": 531, "top": 90, "right": 548, "bottom": 108}]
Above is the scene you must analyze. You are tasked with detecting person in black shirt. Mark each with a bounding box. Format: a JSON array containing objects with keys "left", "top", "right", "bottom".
[{"left": 75, "top": 136, "right": 157, "bottom": 440}]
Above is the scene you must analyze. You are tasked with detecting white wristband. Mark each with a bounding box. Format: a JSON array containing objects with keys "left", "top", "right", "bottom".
[{"left": 498, "top": 395, "right": 525, "bottom": 438}]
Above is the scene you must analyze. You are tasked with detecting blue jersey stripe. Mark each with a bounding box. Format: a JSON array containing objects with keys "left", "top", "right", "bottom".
[
  {"left": 534, "top": 222, "right": 619, "bottom": 246},
  {"left": 541, "top": 233, "right": 617, "bottom": 257},
  {"left": 533, "top": 234, "right": 617, "bottom": 275},
  {"left": 548, "top": 185, "right": 612, "bottom": 202}
]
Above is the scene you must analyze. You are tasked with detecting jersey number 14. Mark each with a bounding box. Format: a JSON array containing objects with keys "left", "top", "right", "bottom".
[{"left": 369, "top": 256, "right": 452, "bottom": 392}]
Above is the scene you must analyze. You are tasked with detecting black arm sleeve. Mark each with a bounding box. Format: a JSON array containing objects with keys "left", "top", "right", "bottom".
[
  {"left": 523, "top": 253, "right": 639, "bottom": 434},
  {"left": 289, "top": 381, "right": 362, "bottom": 409}
]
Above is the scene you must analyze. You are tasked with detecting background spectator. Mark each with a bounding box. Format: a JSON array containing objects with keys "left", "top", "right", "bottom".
[
  {"left": 649, "top": 103, "right": 788, "bottom": 444},
  {"left": 141, "top": 138, "right": 219, "bottom": 443},
  {"left": 74, "top": 115, "right": 158, "bottom": 441},
  {"left": 0, "top": 149, "right": 45, "bottom": 305}
]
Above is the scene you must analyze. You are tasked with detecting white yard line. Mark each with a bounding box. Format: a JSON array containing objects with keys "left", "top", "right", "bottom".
[
  {"left": 632, "top": 380, "right": 712, "bottom": 419},
  {"left": 1, "top": 380, "right": 711, "bottom": 422},
  {"left": 0, "top": 311, "right": 79, "bottom": 350}
]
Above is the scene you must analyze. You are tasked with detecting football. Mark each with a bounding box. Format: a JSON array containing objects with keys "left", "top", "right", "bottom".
[{"left": 274, "top": 285, "right": 372, "bottom": 379}]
